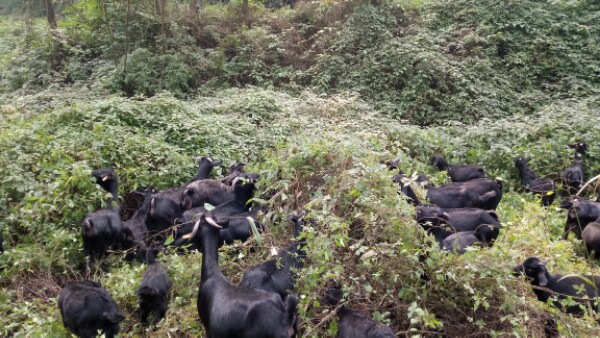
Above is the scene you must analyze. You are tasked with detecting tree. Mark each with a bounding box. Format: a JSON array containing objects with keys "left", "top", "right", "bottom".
[
  {"left": 43, "top": 0, "right": 64, "bottom": 70},
  {"left": 190, "top": 0, "right": 199, "bottom": 17}
]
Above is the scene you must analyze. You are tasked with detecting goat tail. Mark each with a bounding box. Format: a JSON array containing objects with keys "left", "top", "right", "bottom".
[
  {"left": 137, "top": 286, "right": 158, "bottom": 297},
  {"left": 494, "top": 178, "right": 503, "bottom": 190},
  {"left": 487, "top": 210, "right": 499, "bottom": 221},
  {"left": 284, "top": 294, "right": 299, "bottom": 323}
]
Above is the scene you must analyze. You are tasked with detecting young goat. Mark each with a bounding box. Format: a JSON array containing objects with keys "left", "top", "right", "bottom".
[
  {"left": 239, "top": 211, "right": 309, "bottom": 300},
  {"left": 137, "top": 246, "right": 172, "bottom": 324},
  {"left": 82, "top": 168, "right": 122, "bottom": 271},
  {"left": 190, "top": 213, "right": 298, "bottom": 338},
  {"left": 430, "top": 155, "right": 485, "bottom": 182},
  {"left": 58, "top": 280, "right": 124, "bottom": 338},
  {"left": 514, "top": 257, "right": 600, "bottom": 314}
]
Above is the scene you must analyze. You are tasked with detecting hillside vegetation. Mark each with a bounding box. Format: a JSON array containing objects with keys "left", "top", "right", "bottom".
[{"left": 1, "top": 0, "right": 600, "bottom": 336}]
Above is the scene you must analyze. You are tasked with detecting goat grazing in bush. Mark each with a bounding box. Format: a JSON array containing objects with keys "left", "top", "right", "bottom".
[
  {"left": 137, "top": 245, "right": 171, "bottom": 324},
  {"left": 82, "top": 168, "right": 122, "bottom": 271},
  {"left": 562, "top": 142, "right": 587, "bottom": 196},
  {"left": 514, "top": 257, "right": 600, "bottom": 314},
  {"left": 562, "top": 198, "right": 600, "bottom": 239},
  {"left": 515, "top": 157, "right": 556, "bottom": 206},
  {"left": 58, "top": 280, "right": 124, "bottom": 338},
  {"left": 240, "top": 211, "right": 309, "bottom": 300},
  {"left": 190, "top": 156, "right": 222, "bottom": 183},
  {"left": 323, "top": 285, "right": 395, "bottom": 338},
  {"left": 430, "top": 155, "right": 485, "bottom": 182},
  {"left": 121, "top": 188, "right": 155, "bottom": 262},
  {"left": 415, "top": 204, "right": 501, "bottom": 245},
  {"left": 190, "top": 212, "right": 298, "bottom": 338},
  {"left": 172, "top": 200, "right": 263, "bottom": 250},
  {"left": 181, "top": 173, "right": 259, "bottom": 211}
]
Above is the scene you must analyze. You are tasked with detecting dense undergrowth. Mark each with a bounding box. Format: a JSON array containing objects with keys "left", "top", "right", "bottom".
[
  {"left": 1, "top": 89, "right": 600, "bottom": 336},
  {"left": 1, "top": 0, "right": 599, "bottom": 124},
  {"left": 1, "top": 0, "right": 600, "bottom": 336}
]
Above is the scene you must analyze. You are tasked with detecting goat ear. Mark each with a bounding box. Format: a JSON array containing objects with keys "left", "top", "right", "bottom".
[
  {"left": 513, "top": 264, "right": 525, "bottom": 277},
  {"left": 121, "top": 227, "right": 134, "bottom": 242},
  {"left": 83, "top": 219, "right": 94, "bottom": 230},
  {"left": 537, "top": 271, "right": 548, "bottom": 286}
]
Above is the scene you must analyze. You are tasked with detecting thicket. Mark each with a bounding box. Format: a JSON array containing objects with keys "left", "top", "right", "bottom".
[
  {"left": 2, "top": 0, "right": 598, "bottom": 124},
  {"left": 2, "top": 0, "right": 600, "bottom": 336},
  {"left": 1, "top": 89, "right": 600, "bottom": 336}
]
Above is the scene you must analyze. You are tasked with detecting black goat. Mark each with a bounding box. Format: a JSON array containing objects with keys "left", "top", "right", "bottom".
[
  {"left": 514, "top": 257, "right": 600, "bottom": 314},
  {"left": 58, "top": 280, "right": 124, "bottom": 338},
  {"left": 181, "top": 173, "right": 259, "bottom": 211},
  {"left": 172, "top": 200, "right": 263, "bottom": 249},
  {"left": 381, "top": 158, "right": 401, "bottom": 170},
  {"left": 430, "top": 155, "right": 485, "bottom": 182},
  {"left": 191, "top": 213, "right": 298, "bottom": 338},
  {"left": 397, "top": 174, "right": 502, "bottom": 210},
  {"left": 82, "top": 169, "right": 122, "bottom": 270},
  {"left": 121, "top": 188, "right": 155, "bottom": 262},
  {"left": 515, "top": 157, "right": 556, "bottom": 206},
  {"left": 324, "top": 286, "right": 395, "bottom": 338},
  {"left": 147, "top": 188, "right": 185, "bottom": 235},
  {"left": 415, "top": 204, "right": 501, "bottom": 245},
  {"left": 582, "top": 220, "right": 600, "bottom": 258},
  {"left": 0, "top": 226, "right": 4, "bottom": 254},
  {"left": 418, "top": 213, "right": 489, "bottom": 254},
  {"left": 562, "top": 142, "right": 587, "bottom": 196},
  {"left": 441, "top": 231, "right": 486, "bottom": 254},
  {"left": 562, "top": 198, "right": 600, "bottom": 239},
  {"left": 190, "top": 156, "right": 222, "bottom": 183},
  {"left": 239, "top": 211, "right": 309, "bottom": 300},
  {"left": 146, "top": 156, "right": 221, "bottom": 234},
  {"left": 137, "top": 246, "right": 172, "bottom": 324},
  {"left": 221, "top": 162, "right": 247, "bottom": 185}
]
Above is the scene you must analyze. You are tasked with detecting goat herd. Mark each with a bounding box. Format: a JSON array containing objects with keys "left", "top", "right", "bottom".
[{"left": 8, "top": 141, "right": 600, "bottom": 337}]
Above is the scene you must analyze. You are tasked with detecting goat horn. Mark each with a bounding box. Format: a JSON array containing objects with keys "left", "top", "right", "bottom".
[
  {"left": 206, "top": 216, "right": 223, "bottom": 229},
  {"left": 186, "top": 219, "right": 203, "bottom": 240},
  {"left": 102, "top": 175, "right": 109, "bottom": 181}
]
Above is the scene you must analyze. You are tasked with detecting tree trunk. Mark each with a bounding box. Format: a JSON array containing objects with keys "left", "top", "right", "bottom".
[
  {"left": 155, "top": 0, "right": 162, "bottom": 16},
  {"left": 161, "top": 0, "right": 167, "bottom": 17},
  {"left": 44, "top": 0, "right": 64, "bottom": 71},
  {"left": 242, "top": 0, "right": 248, "bottom": 24},
  {"left": 190, "top": 0, "right": 198, "bottom": 16},
  {"left": 44, "top": 0, "right": 57, "bottom": 29}
]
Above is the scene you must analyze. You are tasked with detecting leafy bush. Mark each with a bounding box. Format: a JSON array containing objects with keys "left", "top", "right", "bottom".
[{"left": 1, "top": 88, "right": 600, "bottom": 336}]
